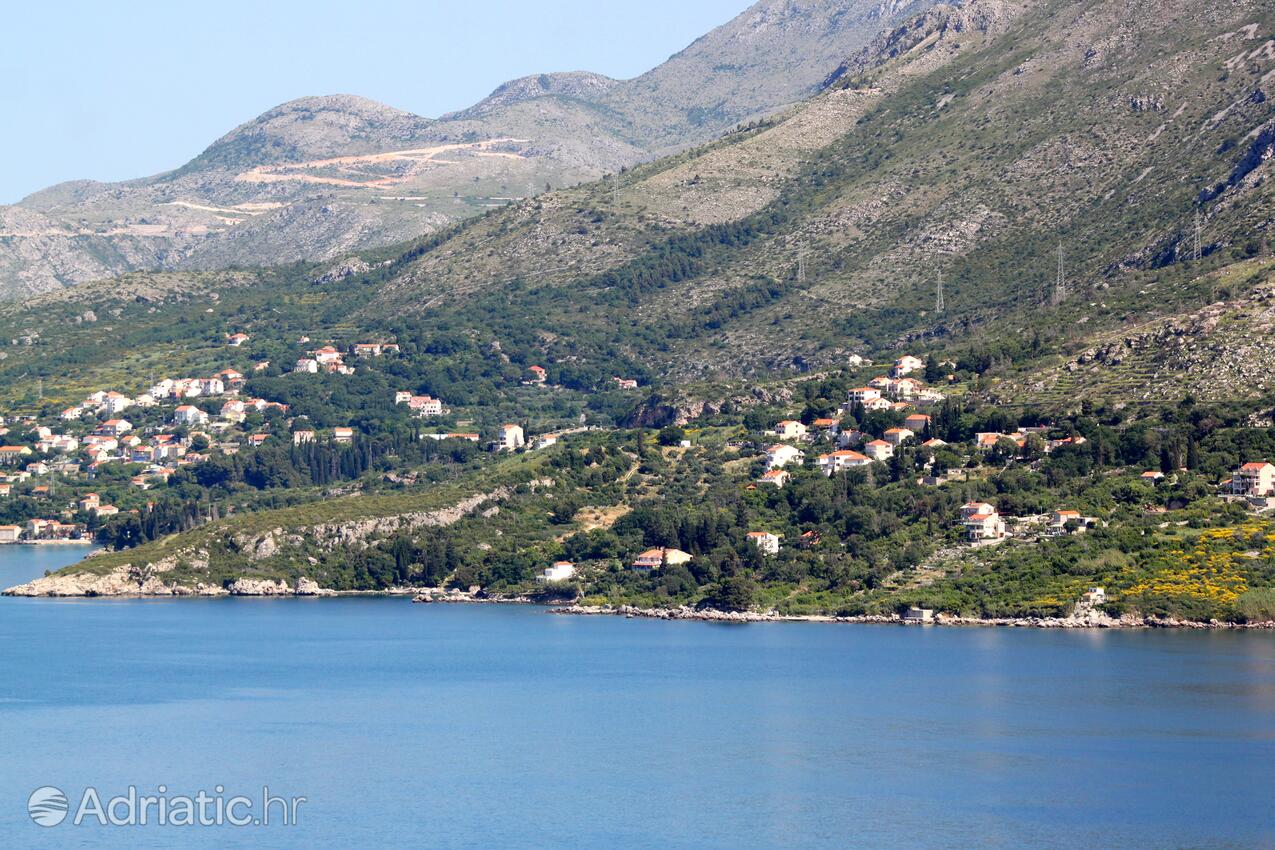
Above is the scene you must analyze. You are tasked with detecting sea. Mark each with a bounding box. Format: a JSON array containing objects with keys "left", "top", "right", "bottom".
[{"left": 1, "top": 545, "right": 1273, "bottom": 848}]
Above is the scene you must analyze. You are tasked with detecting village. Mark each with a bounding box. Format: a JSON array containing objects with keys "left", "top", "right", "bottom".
[{"left": 0, "top": 339, "right": 1270, "bottom": 602}]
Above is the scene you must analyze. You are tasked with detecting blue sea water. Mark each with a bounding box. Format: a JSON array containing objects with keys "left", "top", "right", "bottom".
[{"left": 1, "top": 545, "right": 1274, "bottom": 848}]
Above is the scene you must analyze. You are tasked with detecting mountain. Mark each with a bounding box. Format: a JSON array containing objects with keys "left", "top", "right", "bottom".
[
  {"left": 0, "top": 0, "right": 933, "bottom": 299},
  {"left": 339, "top": 0, "right": 1274, "bottom": 387}
]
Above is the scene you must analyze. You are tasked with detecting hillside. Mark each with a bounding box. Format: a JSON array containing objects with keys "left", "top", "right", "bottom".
[
  {"left": 1, "top": 0, "right": 1274, "bottom": 622},
  {"left": 333, "top": 0, "right": 1274, "bottom": 394},
  {"left": 0, "top": 0, "right": 930, "bottom": 298}
]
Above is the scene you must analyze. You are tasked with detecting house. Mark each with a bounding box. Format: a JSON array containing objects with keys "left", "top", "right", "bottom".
[
  {"left": 226, "top": 333, "right": 250, "bottom": 347},
  {"left": 1140, "top": 471, "right": 1165, "bottom": 484},
  {"left": 0, "top": 525, "right": 21, "bottom": 543},
  {"left": 757, "top": 469, "right": 790, "bottom": 489},
  {"left": 812, "top": 418, "right": 839, "bottom": 434},
  {"left": 78, "top": 493, "right": 101, "bottom": 511},
  {"left": 818, "top": 450, "right": 872, "bottom": 476},
  {"left": 247, "top": 434, "right": 270, "bottom": 448},
  {"left": 882, "top": 428, "right": 914, "bottom": 447},
  {"left": 960, "top": 502, "right": 997, "bottom": 519},
  {"left": 884, "top": 377, "right": 925, "bottom": 400},
  {"left": 395, "top": 391, "right": 413, "bottom": 404},
  {"left": 868, "top": 376, "right": 893, "bottom": 390},
  {"left": 92, "top": 504, "right": 119, "bottom": 517},
  {"left": 332, "top": 427, "right": 355, "bottom": 444},
  {"left": 836, "top": 430, "right": 867, "bottom": 449},
  {"left": 847, "top": 387, "right": 882, "bottom": 406},
  {"left": 747, "top": 531, "right": 782, "bottom": 555},
  {"left": 536, "top": 561, "right": 577, "bottom": 583},
  {"left": 903, "top": 414, "right": 932, "bottom": 433},
  {"left": 99, "top": 419, "right": 133, "bottom": 437},
  {"left": 102, "top": 392, "right": 134, "bottom": 415},
  {"left": 0, "top": 446, "right": 33, "bottom": 465},
  {"left": 1048, "top": 510, "right": 1097, "bottom": 535},
  {"left": 922, "top": 438, "right": 947, "bottom": 449},
  {"left": 1234, "top": 462, "right": 1275, "bottom": 497},
  {"left": 765, "top": 444, "right": 804, "bottom": 470},
  {"left": 864, "top": 440, "right": 894, "bottom": 461},
  {"left": 312, "top": 346, "right": 343, "bottom": 365},
  {"left": 535, "top": 434, "right": 560, "bottom": 450},
  {"left": 294, "top": 358, "right": 320, "bottom": 374},
  {"left": 498, "top": 424, "right": 525, "bottom": 451},
  {"left": 220, "top": 400, "right": 247, "bottom": 422},
  {"left": 862, "top": 397, "right": 894, "bottom": 412},
  {"left": 964, "top": 511, "right": 1007, "bottom": 542},
  {"left": 215, "top": 369, "right": 246, "bottom": 389},
  {"left": 352, "top": 343, "right": 391, "bottom": 357},
  {"left": 798, "top": 530, "right": 821, "bottom": 548},
  {"left": 0, "top": 484, "right": 10, "bottom": 497},
  {"left": 60, "top": 406, "right": 85, "bottom": 421},
  {"left": 774, "top": 420, "right": 808, "bottom": 440},
  {"left": 173, "top": 406, "right": 209, "bottom": 426},
  {"left": 527, "top": 365, "right": 547, "bottom": 384},
  {"left": 1082, "top": 587, "right": 1106, "bottom": 605},
  {"left": 902, "top": 607, "right": 935, "bottom": 623},
  {"left": 293, "top": 430, "right": 316, "bottom": 445},
  {"left": 613, "top": 378, "right": 639, "bottom": 390},
  {"left": 406, "top": 396, "right": 443, "bottom": 417},
  {"left": 891, "top": 355, "right": 925, "bottom": 377},
  {"left": 630, "top": 547, "right": 693, "bottom": 573}
]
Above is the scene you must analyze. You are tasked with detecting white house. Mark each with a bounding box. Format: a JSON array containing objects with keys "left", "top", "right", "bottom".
[
  {"left": 498, "top": 424, "right": 525, "bottom": 451},
  {"left": 882, "top": 427, "right": 914, "bottom": 447},
  {"left": 774, "top": 420, "right": 808, "bottom": 440},
  {"left": 747, "top": 532, "right": 782, "bottom": 555},
  {"left": 173, "top": 405, "right": 209, "bottom": 426},
  {"left": 1234, "top": 462, "right": 1275, "bottom": 497},
  {"left": 863, "top": 440, "right": 894, "bottom": 461},
  {"left": 817, "top": 450, "right": 872, "bottom": 476},
  {"left": 757, "top": 469, "right": 790, "bottom": 488},
  {"left": 765, "top": 444, "right": 804, "bottom": 470},
  {"left": 891, "top": 355, "right": 925, "bottom": 377},
  {"left": 536, "top": 561, "right": 577, "bottom": 583},
  {"left": 847, "top": 387, "right": 882, "bottom": 406},
  {"left": 964, "top": 511, "right": 1007, "bottom": 542},
  {"left": 294, "top": 358, "right": 320, "bottom": 374}
]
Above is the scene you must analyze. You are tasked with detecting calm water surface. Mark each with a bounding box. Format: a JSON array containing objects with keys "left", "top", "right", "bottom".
[{"left": 1, "top": 545, "right": 1273, "bottom": 848}]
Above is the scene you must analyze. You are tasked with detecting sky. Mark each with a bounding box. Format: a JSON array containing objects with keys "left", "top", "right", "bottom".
[{"left": 2, "top": 0, "right": 753, "bottom": 203}]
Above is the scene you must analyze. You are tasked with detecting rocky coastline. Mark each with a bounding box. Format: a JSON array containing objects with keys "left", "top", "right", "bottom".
[
  {"left": 8, "top": 574, "right": 1275, "bottom": 631},
  {"left": 549, "top": 604, "right": 1275, "bottom": 631}
]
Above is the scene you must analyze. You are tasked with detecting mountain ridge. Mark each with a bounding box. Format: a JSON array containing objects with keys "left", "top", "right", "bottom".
[{"left": 0, "top": 0, "right": 932, "bottom": 299}]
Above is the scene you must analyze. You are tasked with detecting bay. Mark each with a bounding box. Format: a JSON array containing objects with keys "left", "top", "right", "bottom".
[{"left": 1, "top": 546, "right": 1273, "bottom": 848}]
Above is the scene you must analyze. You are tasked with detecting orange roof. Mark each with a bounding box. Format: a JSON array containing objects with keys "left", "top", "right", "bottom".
[{"left": 1240, "top": 462, "right": 1272, "bottom": 471}]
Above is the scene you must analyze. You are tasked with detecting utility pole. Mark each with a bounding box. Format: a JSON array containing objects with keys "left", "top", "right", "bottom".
[
  {"left": 1052, "top": 242, "right": 1067, "bottom": 306},
  {"left": 935, "top": 269, "right": 945, "bottom": 315},
  {"left": 1193, "top": 208, "right": 1202, "bottom": 262}
]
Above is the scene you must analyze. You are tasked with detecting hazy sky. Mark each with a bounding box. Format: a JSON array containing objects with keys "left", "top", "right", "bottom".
[{"left": 2, "top": 0, "right": 752, "bottom": 203}]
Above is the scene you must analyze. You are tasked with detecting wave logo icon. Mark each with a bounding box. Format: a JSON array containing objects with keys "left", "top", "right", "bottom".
[{"left": 27, "top": 786, "right": 69, "bottom": 827}]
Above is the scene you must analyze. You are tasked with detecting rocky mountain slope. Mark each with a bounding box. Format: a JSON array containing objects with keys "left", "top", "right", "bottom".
[
  {"left": 337, "top": 0, "right": 1274, "bottom": 388},
  {"left": 0, "top": 0, "right": 932, "bottom": 298}
]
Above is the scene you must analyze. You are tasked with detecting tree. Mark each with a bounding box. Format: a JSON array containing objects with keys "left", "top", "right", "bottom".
[{"left": 700, "top": 574, "right": 757, "bottom": 612}]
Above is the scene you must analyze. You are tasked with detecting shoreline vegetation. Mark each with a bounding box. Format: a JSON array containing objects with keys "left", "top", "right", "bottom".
[{"left": 5, "top": 575, "right": 1275, "bottom": 630}]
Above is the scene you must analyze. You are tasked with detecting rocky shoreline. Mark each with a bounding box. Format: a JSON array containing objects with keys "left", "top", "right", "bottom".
[
  {"left": 549, "top": 604, "right": 1275, "bottom": 630},
  {"left": 8, "top": 576, "right": 1275, "bottom": 631}
]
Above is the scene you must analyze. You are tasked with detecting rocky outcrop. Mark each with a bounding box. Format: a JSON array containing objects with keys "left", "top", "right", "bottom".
[
  {"left": 3, "top": 563, "right": 227, "bottom": 598},
  {"left": 228, "top": 577, "right": 335, "bottom": 597}
]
